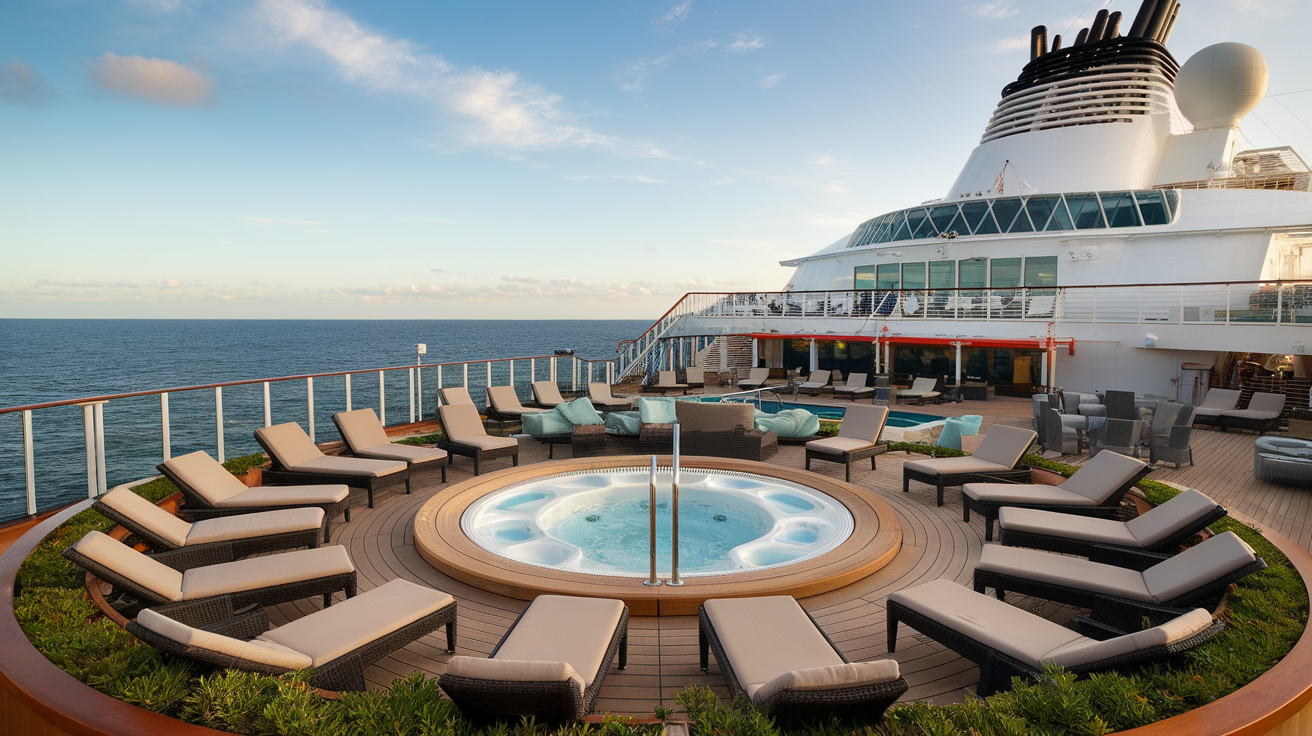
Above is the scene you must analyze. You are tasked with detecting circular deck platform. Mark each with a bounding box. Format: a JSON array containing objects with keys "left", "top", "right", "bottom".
[{"left": 413, "top": 456, "right": 902, "bottom": 616}]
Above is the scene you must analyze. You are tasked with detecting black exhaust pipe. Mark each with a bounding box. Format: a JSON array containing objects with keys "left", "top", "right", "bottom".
[
  {"left": 1104, "top": 11, "right": 1123, "bottom": 39},
  {"left": 1073, "top": 27, "right": 1089, "bottom": 46},
  {"left": 1088, "top": 9, "right": 1109, "bottom": 43},
  {"left": 1051, "top": 34, "right": 1063, "bottom": 52},
  {"left": 1030, "top": 25, "right": 1048, "bottom": 60},
  {"left": 1145, "top": 0, "right": 1177, "bottom": 41},
  {"left": 1128, "top": 0, "right": 1159, "bottom": 37}
]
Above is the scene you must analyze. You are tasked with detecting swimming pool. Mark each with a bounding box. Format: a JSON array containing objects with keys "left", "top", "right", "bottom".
[{"left": 700, "top": 398, "right": 941, "bottom": 427}]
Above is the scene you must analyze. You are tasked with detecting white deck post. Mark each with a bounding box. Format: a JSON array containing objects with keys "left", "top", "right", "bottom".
[
  {"left": 263, "top": 382, "right": 271, "bottom": 427},
  {"left": 160, "top": 392, "right": 171, "bottom": 461},
  {"left": 607, "top": 361, "right": 614, "bottom": 385},
  {"left": 409, "top": 368, "right": 415, "bottom": 424},
  {"left": 216, "top": 387, "right": 226, "bottom": 463},
  {"left": 379, "top": 370, "right": 386, "bottom": 426},
  {"left": 82, "top": 405, "right": 96, "bottom": 498},
  {"left": 436, "top": 366, "right": 443, "bottom": 406},
  {"left": 571, "top": 358, "right": 578, "bottom": 391},
  {"left": 486, "top": 362, "right": 492, "bottom": 392},
  {"left": 955, "top": 342, "right": 962, "bottom": 384},
  {"left": 345, "top": 373, "right": 352, "bottom": 412},
  {"left": 23, "top": 410, "right": 35, "bottom": 516},
  {"left": 751, "top": 338, "right": 759, "bottom": 368},
  {"left": 306, "top": 378, "right": 315, "bottom": 443},
  {"left": 94, "top": 403, "right": 106, "bottom": 494},
  {"left": 417, "top": 366, "right": 423, "bottom": 420},
  {"left": 809, "top": 339, "right": 818, "bottom": 373},
  {"left": 550, "top": 357, "right": 557, "bottom": 382},
  {"left": 463, "top": 363, "right": 469, "bottom": 389}
]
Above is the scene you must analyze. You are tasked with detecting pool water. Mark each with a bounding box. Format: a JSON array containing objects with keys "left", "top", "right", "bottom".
[{"left": 700, "top": 398, "right": 941, "bottom": 427}]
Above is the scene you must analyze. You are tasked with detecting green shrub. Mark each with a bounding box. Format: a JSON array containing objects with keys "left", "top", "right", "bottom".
[
  {"left": 398, "top": 433, "right": 444, "bottom": 446},
  {"left": 224, "top": 453, "right": 270, "bottom": 476}
]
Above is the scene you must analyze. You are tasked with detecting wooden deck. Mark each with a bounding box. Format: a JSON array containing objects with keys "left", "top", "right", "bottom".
[{"left": 262, "top": 393, "right": 1309, "bottom": 715}]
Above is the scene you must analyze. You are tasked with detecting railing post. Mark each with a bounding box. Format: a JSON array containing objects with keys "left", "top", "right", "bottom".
[
  {"left": 1277, "top": 282, "right": 1284, "bottom": 324},
  {"left": 160, "top": 392, "right": 171, "bottom": 461},
  {"left": 94, "top": 403, "right": 106, "bottom": 495},
  {"left": 23, "top": 410, "right": 35, "bottom": 516},
  {"left": 409, "top": 368, "right": 416, "bottom": 424},
  {"left": 571, "top": 357, "right": 577, "bottom": 391},
  {"left": 263, "top": 382, "right": 272, "bottom": 427},
  {"left": 379, "top": 370, "right": 386, "bottom": 426},
  {"left": 416, "top": 367, "right": 423, "bottom": 421},
  {"left": 463, "top": 363, "right": 469, "bottom": 389},
  {"left": 215, "top": 387, "right": 226, "bottom": 463},
  {"left": 345, "top": 373, "right": 352, "bottom": 412},
  {"left": 82, "top": 404, "right": 96, "bottom": 498},
  {"left": 510, "top": 359, "right": 515, "bottom": 387},
  {"left": 306, "top": 377, "right": 315, "bottom": 443},
  {"left": 1226, "top": 284, "right": 1231, "bottom": 324},
  {"left": 436, "top": 366, "right": 443, "bottom": 406},
  {"left": 530, "top": 358, "right": 536, "bottom": 383},
  {"left": 550, "top": 357, "right": 557, "bottom": 383},
  {"left": 486, "top": 362, "right": 492, "bottom": 392},
  {"left": 607, "top": 361, "right": 614, "bottom": 385}
]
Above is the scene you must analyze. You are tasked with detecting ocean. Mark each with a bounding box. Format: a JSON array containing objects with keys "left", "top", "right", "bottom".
[{"left": 0, "top": 319, "right": 650, "bottom": 522}]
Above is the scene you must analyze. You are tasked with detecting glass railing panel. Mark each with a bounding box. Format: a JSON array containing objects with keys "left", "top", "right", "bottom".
[
  {"left": 1231, "top": 286, "right": 1279, "bottom": 323},
  {"left": 1282, "top": 283, "right": 1312, "bottom": 324},
  {"left": 1139, "top": 286, "right": 1180, "bottom": 324},
  {"left": 1179, "top": 284, "right": 1230, "bottom": 323}
]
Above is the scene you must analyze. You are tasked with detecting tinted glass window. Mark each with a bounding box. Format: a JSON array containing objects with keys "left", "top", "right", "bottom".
[
  {"left": 889, "top": 219, "right": 912, "bottom": 242},
  {"left": 929, "top": 261, "right": 956, "bottom": 289},
  {"left": 1024, "top": 197, "right": 1056, "bottom": 230},
  {"left": 902, "top": 262, "right": 927, "bottom": 290},
  {"left": 959, "top": 259, "right": 987, "bottom": 288},
  {"left": 946, "top": 209, "right": 970, "bottom": 237},
  {"left": 1065, "top": 194, "right": 1105, "bottom": 229},
  {"left": 1009, "top": 199, "right": 1036, "bottom": 232},
  {"left": 854, "top": 266, "right": 877, "bottom": 290},
  {"left": 1101, "top": 192, "right": 1141, "bottom": 227},
  {"left": 960, "top": 201, "right": 991, "bottom": 234},
  {"left": 1134, "top": 190, "right": 1171, "bottom": 226},
  {"left": 991, "top": 258, "right": 1022, "bottom": 288},
  {"left": 1024, "top": 256, "right": 1058, "bottom": 287},
  {"left": 990, "top": 198, "right": 1023, "bottom": 231},
  {"left": 929, "top": 205, "right": 959, "bottom": 235},
  {"left": 906, "top": 209, "right": 931, "bottom": 238},
  {"left": 877, "top": 263, "right": 900, "bottom": 289}
]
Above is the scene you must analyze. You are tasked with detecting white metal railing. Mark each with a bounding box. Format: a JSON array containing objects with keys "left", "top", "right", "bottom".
[{"left": 0, "top": 353, "right": 617, "bottom": 523}]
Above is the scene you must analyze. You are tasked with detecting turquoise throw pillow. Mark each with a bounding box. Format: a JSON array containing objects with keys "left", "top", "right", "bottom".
[
  {"left": 639, "top": 397, "right": 677, "bottom": 424},
  {"left": 522, "top": 409, "right": 574, "bottom": 437},
  {"left": 605, "top": 411, "right": 642, "bottom": 436},
  {"left": 753, "top": 408, "right": 821, "bottom": 438},
  {"left": 557, "top": 397, "right": 604, "bottom": 426}
]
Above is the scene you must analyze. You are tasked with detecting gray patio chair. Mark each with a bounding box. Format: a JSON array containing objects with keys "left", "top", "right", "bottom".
[
  {"left": 1090, "top": 417, "right": 1141, "bottom": 458},
  {"left": 1103, "top": 390, "right": 1137, "bottom": 421},
  {"left": 1148, "top": 404, "right": 1196, "bottom": 467},
  {"left": 1043, "top": 407, "right": 1082, "bottom": 454}
]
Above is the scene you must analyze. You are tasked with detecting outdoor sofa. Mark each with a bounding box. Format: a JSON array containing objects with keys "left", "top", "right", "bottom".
[
  {"left": 440, "top": 595, "right": 628, "bottom": 722},
  {"left": 128, "top": 578, "right": 455, "bottom": 691},
  {"left": 587, "top": 382, "right": 634, "bottom": 411},
  {"left": 902, "top": 424, "right": 1036, "bottom": 506},
  {"left": 94, "top": 485, "right": 324, "bottom": 556},
  {"left": 796, "top": 371, "right": 831, "bottom": 396},
  {"left": 531, "top": 381, "right": 569, "bottom": 409},
  {"left": 998, "top": 488, "right": 1227, "bottom": 556},
  {"left": 254, "top": 423, "right": 410, "bottom": 509},
  {"left": 804, "top": 404, "right": 889, "bottom": 481},
  {"left": 438, "top": 403, "right": 519, "bottom": 475},
  {"left": 898, "top": 377, "right": 941, "bottom": 405},
  {"left": 887, "top": 579, "right": 1223, "bottom": 696},
  {"left": 63, "top": 530, "right": 356, "bottom": 609},
  {"left": 699, "top": 595, "right": 907, "bottom": 721},
  {"left": 332, "top": 408, "right": 448, "bottom": 484},
  {"left": 485, "top": 386, "right": 549, "bottom": 422},
  {"left": 832, "top": 372, "right": 874, "bottom": 401},
  {"left": 960, "top": 449, "right": 1152, "bottom": 541},
  {"left": 157, "top": 451, "right": 350, "bottom": 542},
  {"left": 674, "top": 401, "right": 778, "bottom": 461}
]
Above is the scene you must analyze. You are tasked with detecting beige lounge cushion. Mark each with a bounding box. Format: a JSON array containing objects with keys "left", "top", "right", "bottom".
[
  {"left": 488, "top": 386, "right": 544, "bottom": 414},
  {"left": 445, "top": 657, "right": 585, "bottom": 698},
  {"left": 1057, "top": 450, "right": 1147, "bottom": 503},
  {"left": 255, "top": 423, "right": 325, "bottom": 469},
  {"left": 71, "top": 531, "right": 184, "bottom": 601},
  {"left": 290, "top": 456, "right": 408, "bottom": 478},
  {"left": 888, "top": 580, "right": 1084, "bottom": 670},
  {"left": 701, "top": 596, "right": 843, "bottom": 701},
  {"left": 333, "top": 409, "right": 390, "bottom": 453},
  {"left": 259, "top": 579, "right": 454, "bottom": 666},
  {"left": 963, "top": 483, "right": 1099, "bottom": 507},
  {"left": 676, "top": 402, "right": 754, "bottom": 432},
  {"left": 837, "top": 373, "right": 868, "bottom": 390},
  {"left": 99, "top": 486, "right": 192, "bottom": 548},
  {"left": 971, "top": 425, "right": 1037, "bottom": 468},
  {"left": 975, "top": 545, "right": 1153, "bottom": 601},
  {"left": 839, "top": 405, "right": 888, "bottom": 443},
  {"left": 355, "top": 443, "right": 448, "bottom": 465},
  {"left": 805, "top": 437, "right": 877, "bottom": 456},
  {"left": 493, "top": 595, "right": 624, "bottom": 687},
  {"left": 738, "top": 368, "right": 769, "bottom": 386},
  {"left": 440, "top": 403, "right": 487, "bottom": 442},
  {"left": 219, "top": 484, "right": 349, "bottom": 508},
  {"left": 588, "top": 383, "right": 631, "bottom": 406},
  {"left": 1042, "top": 608, "right": 1214, "bottom": 669},
  {"left": 657, "top": 371, "right": 687, "bottom": 388},
  {"left": 1195, "top": 388, "right": 1241, "bottom": 415},
  {"left": 458, "top": 435, "right": 520, "bottom": 451},
  {"left": 1125, "top": 489, "right": 1220, "bottom": 547},
  {"left": 136, "top": 609, "right": 312, "bottom": 670},
  {"left": 532, "top": 382, "right": 566, "bottom": 406},
  {"left": 161, "top": 451, "right": 249, "bottom": 505},
  {"left": 180, "top": 545, "right": 354, "bottom": 600},
  {"left": 1141, "top": 531, "right": 1257, "bottom": 603},
  {"left": 185, "top": 507, "right": 325, "bottom": 546},
  {"left": 997, "top": 507, "right": 1139, "bottom": 547},
  {"left": 686, "top": 367, "right": 704, "bottom": 382},
  {"left": 751, "top": 660, "right": 901, "bottom": 708},
  {"left": 441, "top": 387, "right": 474, "bottom": 405},
  {"left": 799, "top": 371, "right": 830, "bottom": 388},
  {"left": 902, "top": 455, "right": 1010, "bottom": 478}
]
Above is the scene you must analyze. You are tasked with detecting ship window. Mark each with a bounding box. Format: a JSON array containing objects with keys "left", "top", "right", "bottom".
[
  {"left": 889, "top": 217, "right": 912, "bottom": 242},
  {"left": 991, "top": 258, "right": 1022, "bottom": 288},
  {"left": 902, "top": 262, "right": 927, "bottom": 290},
  {"left": 945, "top": 209, "right": 970, "bottom": 237},
  {"left": 877, "top": 264, "right": 900, "bottom": 290},
  {"left": 1163, "top": 189, "right": 1179, "bottom": 218},
  {"left": 1046, "top": 197, "right": 1075, "bottom": 231},
  {"left": 1011, "top": 199, "right": 1038, "bottom": 232},
  {"left": 854, "top": 266, "right": 877, "bottom": 290},
  {"left": 929, "top": 261, "right": 956, "bottom": 289},
  {"left": 991, "top": 198, "right": 1024, "bottom": 232},
  {"left": 1025, "top": 196, "right": 1059, "bottom": 230},
  {"left": 1101, "top": 192, "right": 1141, "bottom": 227},
  {"left": 1134, "top": 190, "right": 1171, "bottom": 226},
  {"left": 1064, "top": 194, "right": 1105, "bottom": 229},
  {"left": 929, "top": 205, "right": 959, "bottom": 236},
  {"left": 906, "top": 208, "right": 932, "bottom": 238},
  {"left": 965, "top": 201, "right": 999, "bottom": 234},
  {"left": 1024, "top": 256, "right": 1058, "bottom": 287},
  {"left": 959, "top": 258, "right": 987, "bottom": 289}
]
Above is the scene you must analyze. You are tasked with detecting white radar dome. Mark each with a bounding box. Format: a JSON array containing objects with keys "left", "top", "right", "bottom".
[{"left": 1174, "top": 42, "right": 1269, "bottom": 129}]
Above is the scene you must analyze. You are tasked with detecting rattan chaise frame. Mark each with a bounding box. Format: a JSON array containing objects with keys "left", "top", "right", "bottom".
[
  {"left": 436, "top": 440, "right": 519, "bottom": 476},
  {"left": 699, "top": 604, "right": 908, "bottom": 722},
  {"left": 254, "top": 431, "right": 411, "bottom": 510},
  {"left": 126, "top": 594, "right": 456, "bottom": 691},
  {"left": 439, "top": 604, "right": 629, "bottom": 722},
  {"left": 999, "top": 504, "right": 1228, "bottom": 557},
  {"left": 92, "top": 498, "right": 323, "bottom": 557},
  {"left": 330, "top": 412, "right": 449, "bottom": 485},
  {"left": 805, "top": 442, "right": 889, "bottom": 482},
  {"left": 903, "top": 466, "right": 1033, "bottom": 508},
  {"left": 963, "top": 464, "right": 1155, "bottom": 542},
  {"left": 62, "top": 542, "right": 357, "bottom": 610},
  {"left": 886, "top": 597, "right": 1224, "bottom": 697}
]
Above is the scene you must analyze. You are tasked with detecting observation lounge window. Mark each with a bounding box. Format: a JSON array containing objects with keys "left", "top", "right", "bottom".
[
  {"left": 929, "top": 205, "right": 959, "bottom": 236},
  {"left": 906, "top": 209, "right": 931, "bottom": 238},
  {"left": 877, "top": 264, "right": 901, "bottom": 290},
  {"left": 991, "top": 258, "right": 1022, "bottom": 288},
  {"left": 902, "top": 262, "right": 927, "bottom": 290},
  {"left": 929, "top": 261, "right": 956, "bottom": 289},
  {"left": 1024, "top": 256, "right": 1058, "bottom": 287},
  {"left": 854, "top": 266, "right": 877, "bottom": 290},
  {"left": 1134, "top": 190, "right": 1172, "bottom": 226},
  {"left": 1065, "top": 194, "right": 1106, "bottom": 229},
  {"left": 990, "top": 198, "right": 1025, "bottom": 232},
  {"left": 963, "top": 201, "right": 999, "bottom": 235},
  {"left": 1100, "top": 192, "right": 1141, "bottom": 227}
]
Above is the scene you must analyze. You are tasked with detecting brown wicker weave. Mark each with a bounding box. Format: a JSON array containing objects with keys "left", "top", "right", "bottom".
[
  {"left": 698, "top": 604, "right": 907, "bottom": 722},
  {"left": 437, "top": 440, "right": 519, "bottom": 475},
  {"left": 902, "top": 465, "right": 1033, "bottom": 507},
  {"left": 805, "top": 442, "right": 889, "bottom": 482},
  {"left": 93, "top": 498, "right": 322, "bottom": 557},
  {"left": 963, "top": 464, "right": 1154, "bottom": 542}
]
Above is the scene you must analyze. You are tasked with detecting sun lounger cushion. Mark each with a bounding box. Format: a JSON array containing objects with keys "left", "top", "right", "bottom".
[
  {"left": 136, "top": 609, "right": 313, "bottom": 670},
  {"left": 805, "top": 437, "right": 874, "bottom": 455},
  {"left": 605, "top": 411, "right": 642, "bottom": 436},
  {"left": 1221, "top": 392, "right": 1286, "bottom": 420},
  {"left": 1140, "top": 532, "right": 1257, "bottom": 602},
  {"left": 900, "top": 377, "right": 940, "bottom": 398},
  {"left": 1193, "top": 389, "right": 1241, "bottom": 418},
  {"left": 738, "top": 368, "right": 770, "bottom": 387},
  {"left": 255, "top": 424, "right": 324, "bottom": 468},
  {"left": 532, "top": 382, "right": 567, "bottom": 406},
  {"left": 440, "top": 404, "right": 518, "bottom": 449},
  {"left": 702, "top": 596, "right": 844, "bottom": 701},
  {"left": 752, "top": 661, "right": 901, "bottom": 709},
  {"left": 491, "top": 595, "right": 625, "bottom": 687},
  {"left": 259, "top": 579, "right": 453, "bottom": 666},
  {"left": 218, "top": 485, "right": 349, "bottom": 508},
  {"left": 557, "top": 397, "right": 604, "bottom": 426},
  {"left": 452, "top": 435, "right": 519, "bottom": 451},
  {"left": 639, "top": 397, "right": 678, "bottom": 424},
  {"left": 162, "top": 451, "right": 252, "bottom": 505},
  {"left": 902, "top": 455, "right": 1011, "bottom": 478},
  {"left": 977, "top": 544, "right": 1152, "bottom": 599},
  {"left": 442, "top": 387, "right": 474, "bottom": 405},
  {"left": 1040, "top": 608, "right": 1215, "bottom": 669},
  {"left": 334, "top": 409, "right": 393, "bottom": 451},
  {"left": 965, "top": 483, "right": 1101, "bottom": 507},
  {"left": 971, "top": 425, "right": 1036, "bottom": 467},
  {"left": 185, "top": 508, "right": 325, "bottom": 546},
  {"left": 656, "top": 371, "right": 688, "bottom": 389},
  {"left": 351, "top": 443, "right": 447, "bottom": 465},
  {"left": 98, "top": 486, "right": 193, "bottom": 548},
  {"left": 1124, "top": 489, "right": 1221, "bottom": 547},
  {"left": 71, "top": 531, "right": 185, "bottom": 601},
  {"left": 289, "top": 456, "right": 408, "bottom": 477},
  {"left": 180, "top": 546, "right": 354, "bottom": 600},
  {"left": 997, "top": 507, "right": 1139, "bottom": 546},
  {"left": 753, "top": 409, "right": 820, "bottom": 438},
  {"left": 1055, "top": 450, "right": 1147, "bottom": 502},
  {"left": 487, "top": 386, "right": 542, "bottom": 415},
  {"left": 445, "top": 657, "right": 586, "bottom": 697}
]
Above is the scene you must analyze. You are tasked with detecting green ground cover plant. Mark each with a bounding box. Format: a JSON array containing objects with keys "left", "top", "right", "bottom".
[{"left": 11, "top": 445, "right": 1309, "bottom": 735}]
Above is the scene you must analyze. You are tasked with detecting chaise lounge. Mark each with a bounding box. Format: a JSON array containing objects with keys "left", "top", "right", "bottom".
[
  {"left": 902, "top": 425, "right": 1036, "bottom": 506},
  {"left": 685, "top": 366, "right": 705, "bottom": 390},
  {"left": 63, "top": 530, "right": 356, "bottom": 609},
  {"left": 1219, "top": 392, "right": 1286, "bottom": 433},
  {"left": 898, "top": 377, "right": 941, "bottom": 405},
  {"left": 438, "top": 403, "right": 519, "bottom": 475},
  {"left": 439, "top": 595, "right": 628, "bottom": 722},
  {"left": 961, "top": 450, "right": 1153, "bottom": 541},
  {"left": 94, "top": 485, "right": 324, "bottom": 557},
  {"left": 440, "top": 387, "right": 475, "bottom": 405},
  {"left": 485, "top": 386, "right": 549, "bottom": 423},
  {"left": 1191, "top": 388, "right": 1241, "bottom": 428},
  {"left": 699, "top": 595, "right": 907, "bottom": 720},
  {"left": 531, "top": 381, "right": 569, "bottom": 409},
  {"left": 887, "top": 579, "right": 1223, "bottom": 696},
  {"left": 332, "top": 408, "right": 449, "bottom": 485},
  {"left": 255, "top": 423, "right": 410, "bottom": 509},
  {"left": 737, "top": 367, "right": 771, "bottom": 390},
  {"left": 832, "top": 373, "right": 874, "bottom": 401},
  {"left": 804, "top": 404, "right": 889, "bottom": 481},
  {"left": 643, "top": 370, "right": 689, "bottom": 395},
  {"left": 158, "top": 451, "right": 350, "bottom": 542},
  {"left": 128, "top": 578, "right": 456, "bottom": 691},
  {"left": 588, "top": 382, "right": 634, "bottom": 411},
  {"left": 998, "top": 488, "right": 1227, "bottom": 556},
  {"left": 796, "top": 371, "right": 831, "bottom": 396}
]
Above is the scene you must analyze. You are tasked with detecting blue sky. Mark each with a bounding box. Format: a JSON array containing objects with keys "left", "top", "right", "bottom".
[{"left": 2, "top": 0, "right": 1309, "bottom": 319}]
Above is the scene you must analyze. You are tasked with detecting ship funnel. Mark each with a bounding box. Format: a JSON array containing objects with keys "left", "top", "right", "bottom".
[
  {"left": 1051, "top": 34, "right": 1063, "bottom": 52},
  {"left": 1159, "top": 3, "right": 1181, "bottom": 43},
  {"left": 1088, "top": 9, "right": 1109, "bottom": 44},
  {"left": 1074, "top": 27, "right": 1089, "bottom": 46},
  {"left": 1104, "top": 11, "right": 1123, "bottom": 39},
  {"left": 1030, "top": 25, "right": 1048, "bottom": 60},
  {"left": 1145, "top": 0, "right": 1177, "bottom": 41},
  {"left": 1128, "top": 0, "right": 1159, "bottom": 37}
]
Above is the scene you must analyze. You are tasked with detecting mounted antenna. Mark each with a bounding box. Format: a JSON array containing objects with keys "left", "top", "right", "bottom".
[
  {"left": 1030, "top": 25, "right": 1048, "bottom": 60},
  {"left": 1104, "top": 11, "right": 1123, "bottom": 39},
  {"left": 1088, "top": 9, "right": 1109, "bottom": 44},
  {"left": 1128, "top": 0, "right": 1160, "bottom": 37}
]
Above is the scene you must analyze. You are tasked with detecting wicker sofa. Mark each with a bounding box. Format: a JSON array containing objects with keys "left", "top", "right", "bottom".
[{"left": 674, "top": 401, "right": 778, "bottom": 461}]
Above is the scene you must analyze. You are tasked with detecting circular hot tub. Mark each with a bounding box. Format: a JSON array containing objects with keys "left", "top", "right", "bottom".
[{"left": 461, "top": 468, "right": 854, "bottom": 577}]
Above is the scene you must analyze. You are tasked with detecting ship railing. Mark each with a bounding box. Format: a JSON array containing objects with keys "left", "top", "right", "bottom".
[{"left": 0, "top": 353, "right": 616, "bottom": 523}]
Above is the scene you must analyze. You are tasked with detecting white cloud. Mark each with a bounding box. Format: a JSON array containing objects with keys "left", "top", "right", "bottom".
[
  {"left": 619, "top": 41, "right": 716, "bottom": 91},
  {"left": 979, "top": 35, "right": 1029, "bottom": 55},
  {"left": 1, "top": 60, "right": 53, "bottom": 104},
  {"left": 242, "top": 216, "right": 324, "bottom": 226},
  {"left": 396, "top": 216, "right": 454, "bottom": 223},
  {"left": 972, "top": 1, "right": 1019, "bottom": 19},
  {"left": 727, "top": 32, "right": 767, "bottom": 52},
  {"left": 656, "top": 2, "right": 692, "bottom": 26},
  {"left": 126, "top": 0, "right": 189, "bottom": 12},
  {"left": 562, "top": 174, "right": 666, "bottom": 184},
  {"left": 807, "top": 155, "right": 836, "bottom": 166},
  {"left": 93, "top": 53, "right": 212, "bottom": 106},
  {"left": 758, "top": 72, "right": 786, "bottom": 89}
]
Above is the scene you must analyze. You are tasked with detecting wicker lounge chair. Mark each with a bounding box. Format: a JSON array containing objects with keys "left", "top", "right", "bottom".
[
  {"left": 1089, "top": 417, "right": 1141, "bottom": 458},
  {"left": 128, "top": 578, "right": 455, "bottom": 691},
  {"left": 674, "top": 401, "right": 778, "bottom": 461},
  {"left": 157, "top": 451, "right": 350, "bottom": 542},
  {"left": 441, "top": 387, "right": 475, "bottom": 406},
  {"left": 737, "top": 368, "right": 771, "bottom": 390},
  {"left": 805, "top": 405, "right": 889, "bottom": 481},
  {"left": 898, "top": 377, "right": 941, "bottom": 405},
  {"left": 1147, "top": 404, "right": 1196, "bottom": 467},
  {"left": 643, "top": 370, "right": 689, "bottom": 395},
  {"left": 973, "top": 531, "right": 1266, "bottom": 619},
  {"left": 961, "top": 450, "right": 1152, "bottom": 541},
  {"left": 437, "top": 403, "right": 519, "bottom": 475},
  {"left": 531, "top": 381, "right": 568, "bottom": 409},
  {"left": 902, "top": 425, "right": 1036, "bottom": 506},
  {"left": 1192, "top": 388, "right": 1241, "bottom": 428},
  {"left": 440, "top": 595, "right": 628, "bottom": 722},
  {"left": 1103, "top": 390, "right": 1137, "bottom": 421},
  {"left": 332, "top": 408, "right": 448, "bottom": 485},
  {"left": 832, "top": 373, "right": 874, "bottom": 401},
  {"left": 796, "top": 371, "right": 831, "bottom": 396},
  {"left": 1043, "top": 407, "right": 1084, "bottom": 454},
  {"left": 485, "top": 386, "right": 549, "bottom": 422},
  {"left": 1219, "top": 392, "right": 1286, "bottom": 433},
  {"left": 588, "top": 382, "right": 634, "bottom": 411},
  {"left": 685, "top": 366, "right": 705, "bottom": 390},
  {"left": 699, "top": 596, "right": 907, "bottom": 721},
  {"left": 94, "top": 486, "right": 323, "bottom": 556},
  {"left": 887, "top": 579, "right": 1222, "bottom": 696},
  {"left": 998, "top": 488, "right": 1227, "bottom": 556},
  {"left": 254, "top": 423, "right": 409, "bottom": 510},
  {"left": 63, "top": 530, "right": 356, "bottom": 609}
]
